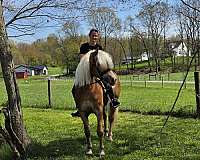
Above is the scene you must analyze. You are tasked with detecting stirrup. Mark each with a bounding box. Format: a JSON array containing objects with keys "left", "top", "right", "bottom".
[
  {"left": 71, "top": 111, "right": 80, "bottom": 117},
  {"left": 111, "top": 98, "right": 120, "bottom": 108}
]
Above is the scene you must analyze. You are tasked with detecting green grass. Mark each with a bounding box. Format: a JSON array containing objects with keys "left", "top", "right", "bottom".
[
  {"left": 0, "top": 78, "right": 75, "bottom": 109},
  {"left": 47, "top": 66, "right": 64, "bottom": 75},
  {"left": 117, "top": 56, "right": 194, "bottom": 72},
  {"left": 120, "top": 82, "right": 195, "bottom": 114},
  {"left": 0, "top": 72, "right": 197, "bottom": 116},
  {"left": 120, "top": 71, "right": 195, "bottom": 82},
  {"left": 2, "top": 108, "right": 200, "bottom": 159}
]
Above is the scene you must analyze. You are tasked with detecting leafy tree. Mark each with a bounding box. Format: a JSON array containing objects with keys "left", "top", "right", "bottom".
[
  {"left": 10, "top": 41, "right": 25, "bottom": 65},
  {"left": 57, "top": 20, "right": 81, "bottom": 74},
  {"left": 46, "top": 34, "right": 60, "bottom": 66}
]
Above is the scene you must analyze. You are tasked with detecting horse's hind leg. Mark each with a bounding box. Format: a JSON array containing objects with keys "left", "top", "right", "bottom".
[
  {"left": 96, "top": 111, "right": 105, "bottom": 157},
  {"left": 103, "top": 108, "right": 108, "bottom": 137},
  {"left": 108, "top": 107, "right": 118, "bottom": 141},
  {"left": 80, "top": 112, "right": 92, "bottom": 155}
]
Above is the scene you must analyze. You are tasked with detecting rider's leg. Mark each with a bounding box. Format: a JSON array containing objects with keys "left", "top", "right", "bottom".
[
  {"left": 71, "top": 85, "right": 80, "bottom": 117},
  {"left": 102, "top": 80, "right": 120, "bottom": 108}
]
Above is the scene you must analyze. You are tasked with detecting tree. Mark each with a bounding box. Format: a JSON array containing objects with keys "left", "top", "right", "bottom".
[
  {"left": 0, "top": 0, "right": 105, "bottom": 158},
  {"left": 0, "top": 1, "right": 30, "bottom": 158},
  {"left": 138, "top": 1, "right": 171, "bottom": 72},
  {"left": 127, "top": 1, "right": 171, "bottom": 73},
  {"left": 126, "top": 16, "right": 153, "bottom": 71},
  {"left": 10, "top": 41, "right": 25, "bottom": 65},
  {"left": 57, "top": 20, "right": 81, "bottom": 74},
  {"left": 87, "top": 7, "right": 121, "bottom": 50},
  {"left": 128, "top": 34, "right": 143, "bottom": 70},
  {"left": 46, "top": 34, "right": 60, "bottom": 65},
  {"left": 176, "top": 0, "right": 200, "bottom": 70}
]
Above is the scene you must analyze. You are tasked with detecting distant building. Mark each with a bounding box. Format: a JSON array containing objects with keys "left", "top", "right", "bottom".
[
  {"left": 16, "top": 72, "right": 28, "bottom": 79},
  {"left": 15, "top": 64, "right": 48, "bottom": 79},
  {"left": 121, "top": 55, "right": 135, "bottom": 64},
  {"left": 167, "top": 41, "right": 191, "bottom": 57},
  {"left": 32, "top": 65, "right": 48, "bottom": 75},
  {"left": 137, "top": 52, "right": 151, "bottom": 62},
  {"left": 121, "top": 52, "right": 151, "bottom": 64}
]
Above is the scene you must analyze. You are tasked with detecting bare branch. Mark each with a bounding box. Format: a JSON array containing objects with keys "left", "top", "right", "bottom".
[
  {"left": 180, "top": 0, "right": 200, "bottom": 13},
  {"left": 6, "top": 0, "right": 50, "bottom": 26}
]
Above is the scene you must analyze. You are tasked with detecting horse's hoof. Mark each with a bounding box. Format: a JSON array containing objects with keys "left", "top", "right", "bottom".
[
  {"left": 108, "top": 136, "right": 113, "bottom": 141},
  {"left": 99, "top": 149, "right": 105, "bottom": 158},
  {"left": 86, "top": 149, "right": 93, "bottom": 155},
  {"left": 104, "top": 132, "right": 108, "bottom": 137}
]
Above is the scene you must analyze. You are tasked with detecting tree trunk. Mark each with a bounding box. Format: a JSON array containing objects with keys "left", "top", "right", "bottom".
[{"left": 0, "top": 2, "right": 30, "bottom": 158}]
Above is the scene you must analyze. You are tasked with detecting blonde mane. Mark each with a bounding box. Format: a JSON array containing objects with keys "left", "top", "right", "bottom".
[{"left": 74, "top": 50, "right": 114, "bottom": 87}]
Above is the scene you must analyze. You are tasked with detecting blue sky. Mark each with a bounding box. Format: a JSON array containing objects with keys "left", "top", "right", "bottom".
[
  {"left": 6, "top": 0, "right": 139, "bottom": 43},
  {"left": 7, "top": 0, "right": 177, "bottom": 43}
]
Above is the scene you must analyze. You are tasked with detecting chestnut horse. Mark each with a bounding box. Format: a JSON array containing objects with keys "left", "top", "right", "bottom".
[{"left": 72, "top": 49, "right": 120, "bottom": 157}]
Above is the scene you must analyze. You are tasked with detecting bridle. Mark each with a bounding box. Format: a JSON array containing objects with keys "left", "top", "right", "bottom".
[{"left": 88, "top": 50, "right": 114, "bottom": 99}]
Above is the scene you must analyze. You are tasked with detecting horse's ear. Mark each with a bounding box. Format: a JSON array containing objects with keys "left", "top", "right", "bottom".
[{"left": 92, "top": 49, "right": 98, "bottom": 57}]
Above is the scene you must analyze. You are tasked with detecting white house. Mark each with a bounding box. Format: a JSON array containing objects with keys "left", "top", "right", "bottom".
[
  {"left": 32, "top": 65, "right": 48, "bottom": 75},
  {"left": 137, "top": 52, "right": 152, "bottom": 62},
  {"left": 121, "top": 55, "right": 134, "bottom": 64},
  {"left": 137, "top": 52, "right": 149, "bottom": 62},
  {"left": 168, "top": 41, "right": 191, "bottom": 57},
  {"left": 122, "top": 52, "right": 151, "bottom": 64}
]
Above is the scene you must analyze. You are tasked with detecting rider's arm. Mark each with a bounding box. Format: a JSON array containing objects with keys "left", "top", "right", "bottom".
[{"left": 79, "top": 43, "right": 87, "bottom": 60}]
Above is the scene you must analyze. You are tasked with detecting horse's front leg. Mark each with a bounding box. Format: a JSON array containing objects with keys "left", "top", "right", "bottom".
[
  {"left": 96, "top": 110, "right": 105, "bottom": 157},
  {"left": 108, "top": 107, "right": 118, "bottom": 141},
  {"left": 80, "top": 112, "right": 92, "bottom": 155}
]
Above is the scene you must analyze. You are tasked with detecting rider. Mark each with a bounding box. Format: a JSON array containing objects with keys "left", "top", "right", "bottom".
[{"left": 71, "top": 28, "right": 120, "bottom": 117}]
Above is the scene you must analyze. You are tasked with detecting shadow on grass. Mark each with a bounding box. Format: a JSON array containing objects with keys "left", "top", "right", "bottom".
[
  {"left": 27, "top": 137, "right": 85, "bottom": 159},
  {"left": 26, "top": 133, "right": 149, "bottom": 159}
]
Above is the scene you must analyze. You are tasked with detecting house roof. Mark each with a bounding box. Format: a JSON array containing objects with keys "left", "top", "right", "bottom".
[
  {"left": 166, "top": 41, "right": 183, "bottom": 50},
  {"left": 15, "top": 64, "right": 32, "bottom": 69},
  {"left": 15, "top": 64, "right": 48, "bottom": 71},
  {"left": 32, "top": 65, "right": 48, "bottom": 70}
]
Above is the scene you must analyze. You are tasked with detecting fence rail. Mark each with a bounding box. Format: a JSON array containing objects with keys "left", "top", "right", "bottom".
[{"left": 0, "top": 74, "right": 197, "bottom": 116}]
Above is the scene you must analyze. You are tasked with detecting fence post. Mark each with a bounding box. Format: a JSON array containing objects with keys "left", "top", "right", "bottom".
[
  {"left": 168, "top": 72, "right": 170, "bottom": 81},
  {"left": 194, "top": 72, "right": 200, "bottom": 116},
  {"left": 161, "top": 77, "right": 164, "bottom": 88},
  {"left": 48, "top": 79, "right": 52, "bottom": 107},
  {"left": 144, "top": 78, "right": 147, "bottom": 88}
]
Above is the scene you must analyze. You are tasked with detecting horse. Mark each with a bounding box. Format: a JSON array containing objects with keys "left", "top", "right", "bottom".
[{"left": 72, "top": 49, "right": 120, "bottom": 157}]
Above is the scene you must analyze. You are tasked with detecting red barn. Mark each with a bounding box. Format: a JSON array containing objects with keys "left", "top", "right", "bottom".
[{"left": 16, "top": 71, "right": 28, "bottom": 79}]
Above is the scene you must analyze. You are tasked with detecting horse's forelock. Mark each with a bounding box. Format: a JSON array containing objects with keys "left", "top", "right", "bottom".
[
  {"left": 74, "top": 50, "right": 114, "bottom": 87},
  {"left": 74, "top": 51, "right": 93, "bottom": 87},
  {"left": 97, "top": 50, "right": 114, "bottom": 72}
]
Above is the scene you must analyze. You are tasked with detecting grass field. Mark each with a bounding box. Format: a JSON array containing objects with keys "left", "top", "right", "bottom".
[
  {"left": 0, "top": 71, "right": 197, "bottom": 116},
  {"left": 1, "top": 108, "right": 200, "bottom": 159},
  {"left": 0, "top": 71, "right": 199, "bottom": 159},
  {"left": 119, "top": 71, "right": 195, "bottom": 82}
]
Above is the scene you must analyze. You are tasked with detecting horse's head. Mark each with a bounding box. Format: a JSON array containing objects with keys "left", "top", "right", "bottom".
[
  {"left": 75, "top": 49, "right": 114, "bottom": 87},
  {"left": 89, "top": 49, "right": 114, "bottom": 78}
]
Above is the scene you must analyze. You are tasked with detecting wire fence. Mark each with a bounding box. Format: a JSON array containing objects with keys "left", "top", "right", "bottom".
[{"left": 0, "top": 74, "right": 197, "bottom": 115}]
